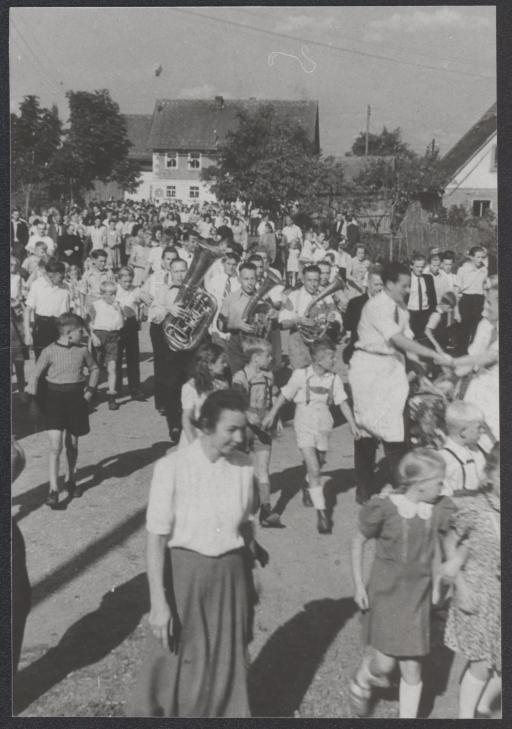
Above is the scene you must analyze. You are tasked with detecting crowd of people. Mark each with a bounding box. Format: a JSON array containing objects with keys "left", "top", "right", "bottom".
[{"left": 11, "top": 196, "right": 500, "bottom": 718}]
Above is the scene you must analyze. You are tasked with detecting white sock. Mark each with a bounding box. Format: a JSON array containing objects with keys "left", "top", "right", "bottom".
[
  {"left": 476, "top": 673, "right": 501, "bottom": 716},
  {"left": 309, "top": 485, "right": 325, "bottom": 510},
  {"left": 399, "top": 678, "right": 423, "bottom": 718},
  {"left": 459, "top": 668, "right": 487, "bottom": 718}
]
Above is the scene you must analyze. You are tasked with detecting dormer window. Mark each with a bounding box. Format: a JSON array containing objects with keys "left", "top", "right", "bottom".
[
  {"left": 165, "top": 153, "right": 178, "bottom": 169},
  {"left": 188, "top": 152, "right": 201, "bottom": 170}
]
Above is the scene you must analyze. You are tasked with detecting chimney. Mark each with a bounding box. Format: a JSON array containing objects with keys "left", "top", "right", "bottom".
[{"left": 214, "top": 95, "right": 224, "bottom": 110}]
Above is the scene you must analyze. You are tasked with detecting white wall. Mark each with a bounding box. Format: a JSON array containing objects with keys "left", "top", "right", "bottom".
[
  {"left": 124, "top": 172, "right": 154, "bottom": 202},
  {"left": 151, "top": 178, "right": 216, "bottom": 204},
  {"left": 445, "top": 133, "right": 497, "bottom": 195}
]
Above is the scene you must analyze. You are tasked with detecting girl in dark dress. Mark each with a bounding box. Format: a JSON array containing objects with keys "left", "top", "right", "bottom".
[{"left": 349, "top": 448, "right": 455, "bottom": 718}]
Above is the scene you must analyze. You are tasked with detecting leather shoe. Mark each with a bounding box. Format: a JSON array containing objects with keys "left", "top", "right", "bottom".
[
  {"left": 130, "top": 389, "right": 146, "bottom": 401},
  {"left": 45, "top": 491, "right": 59, "bottom": 509},
  {"left": 317, "top": 510, "right": 331, "bottom": 534},
  {"left": 302, "top": 487, "right": 314, "bottom": 507},
  {"left": 169, "top": 427, "right": 181, "bottom": 443},
  {"left": 259, "top": 504, "right": 285, "bottom": 528}
]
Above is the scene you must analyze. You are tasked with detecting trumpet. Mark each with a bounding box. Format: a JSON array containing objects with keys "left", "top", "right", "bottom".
[
  {"left": 299, "top": 274, "right": 347, "bottom": 344},
  {"left": 241, "top": 270, "right": 282, "bottom": 338}
]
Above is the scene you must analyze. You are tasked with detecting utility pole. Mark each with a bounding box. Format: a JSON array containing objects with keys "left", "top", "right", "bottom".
[{"left": 365, "top": 104, "right": 371, "bottom": 157}]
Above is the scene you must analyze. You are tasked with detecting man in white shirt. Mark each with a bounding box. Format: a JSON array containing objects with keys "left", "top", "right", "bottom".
[
  {"left": 257, "top": 212, "right": 274, "bottom": 238},
  {"left": 206, "top": 252, "right": 241, "bottom": 343},
  {"left": 279, "top": 264, "right": 341, "bottom": 369},
  {"left": 26, "top": 221, "right": 56, "bottom": 256},
  {"left": 176, "top": 231, "right": 198, "bottom": 269},
  {"left": 88, "top": 217, "right": 108, "bottom": 251}
]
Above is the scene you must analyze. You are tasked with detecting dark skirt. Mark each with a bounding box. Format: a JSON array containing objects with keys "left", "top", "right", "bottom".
[
  {"left": 45, "top": 383, "right": 90, "bottom": 436},
  {"left": 128, "top": 547, "right": 251, "bottom": 718}
]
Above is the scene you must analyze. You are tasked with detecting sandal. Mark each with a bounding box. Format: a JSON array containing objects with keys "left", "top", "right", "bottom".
[{"left": 349, "top": 677, "right": 372, "bottom": 717}]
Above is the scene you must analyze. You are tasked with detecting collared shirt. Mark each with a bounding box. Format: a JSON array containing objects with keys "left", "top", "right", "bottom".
[
  {"left": 206, "top": 271, "right": 242, "bottom": 337},
  {"left": 148, "top": 283, "right": 180, "bottom": 324},
  {"left": 356, "top": 290, "right": 413, "bottom": 357},
  {"left": 282, "top": 223, "right": 303, "bottom": 245},
  {"left": 143, "top": 269, "right": 169, "bottom": 301},
  {"left": 146, "top": 438, "right": 255, "bottom": 556},
  {"left": 440, "top": 436, "right": 486, "bottom": 495},
  {"left": 90, "top": 299, "right": 124, "bottom": 332},
  {"left": 350, "top": 258, "right": 369, "bottom": 288},
  {"left": 280, "top": 365, "right": 347, "bottom": 406},
  {"left": 176, "top": 246, "right": 194, "bottom": 269},
  {"left": 89, "top": 225, "right": 107, "bottom": 250},
  {"left": 26, "top": 277, "right": 70, "bottom": 317},
  {"left": 439, "top": 270, "right": 457, "bottom": 295},
  {"left": 147, "top": 245, "right": 164, "bottom": 273},
  {"left": 430, "top": 271, "right": 450, "bottom": 302},
  {"left": 78, "top": 268, "right": 114, "bottom": 300},
  {"left": 455, "top": 261, "right": 487, "bottom": 295},
  {"left": 219, "top": 288, "right": 253, "bottom": 331},
  {"left": 408, "top": 274, "right": 429, "bottom": 311},
  {"left": 116, "top": 285, "right": 146, "bottom": 319}
]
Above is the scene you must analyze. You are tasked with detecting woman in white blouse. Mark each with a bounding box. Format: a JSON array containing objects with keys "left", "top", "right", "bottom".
[{"left": 129, "top": 390, "right": 261, "bottom": 718}]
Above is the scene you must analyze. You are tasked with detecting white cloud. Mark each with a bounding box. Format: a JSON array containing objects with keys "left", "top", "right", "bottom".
[
  {"left": 178, "top": 84, "right": 232, "bottom": 99},
  {"left": 274, "top": 14, "right": 339, "bottom": 34},
  {"left": 363, "top": 8, "right": 492, "bottom": 43}
]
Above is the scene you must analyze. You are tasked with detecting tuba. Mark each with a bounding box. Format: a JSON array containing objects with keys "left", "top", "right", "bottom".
[
  {"left": 299, "top": 274, "right": 348, "bottom": 345},
  {"left": 241, "top": 270, "right": 282, "bottom": 338},
  {"left": 162, "top": 239, "right": 223, "bottom": 351}
]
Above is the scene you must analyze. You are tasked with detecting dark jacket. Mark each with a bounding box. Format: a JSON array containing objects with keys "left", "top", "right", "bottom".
[
  {"left": 11, "top": 219, "right": 29, "bottom": 247},
  {"left": 342, "top": 292, "right": 369, "bottom": 364}
]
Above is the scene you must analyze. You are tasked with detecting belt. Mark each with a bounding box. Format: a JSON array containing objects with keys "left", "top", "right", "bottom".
[{"left": 35, "top": 314, "right": 57, "bottom": 321}]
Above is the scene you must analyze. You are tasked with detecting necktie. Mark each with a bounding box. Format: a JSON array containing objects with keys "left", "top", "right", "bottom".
[
  {"left": 417, "top": 275, "right": 423, "bottom": 310},
  {"left": 223, "top": 276, "right": 232, "bottom": 299}
]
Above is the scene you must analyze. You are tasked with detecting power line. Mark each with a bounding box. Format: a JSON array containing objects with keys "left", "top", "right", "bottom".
[
  {"left": 171, "top": 8, "right": 494, "bottom": 81},
  {"left": 11, "top": 19, "right": 67, "bottom": 98},
  {"left": 10, "top": 26, "right": 63, "bottom": 100},
  {"left": 227, "top": 6, "right": 494, "bottom": 69}
]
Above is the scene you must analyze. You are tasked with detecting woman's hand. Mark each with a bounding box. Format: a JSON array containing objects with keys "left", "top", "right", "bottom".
[
  {"left": 354, "top": 584, "right": 369, "bottom": 611},
  {"left": 90, "top": 333, "right": 101, "bottom": 348},
  {"left": 261, "top": 413, "right": 275, "bottom": 430},
  {"left": 148, "top": 601, "right": 172, "bottom": 650}
]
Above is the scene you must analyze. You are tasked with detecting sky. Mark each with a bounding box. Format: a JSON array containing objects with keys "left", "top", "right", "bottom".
[{"left": 10, "top": 6, "right": 496, "bottom": 157}]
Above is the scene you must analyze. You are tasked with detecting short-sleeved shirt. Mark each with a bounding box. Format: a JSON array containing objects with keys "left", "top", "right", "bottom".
[
  {"left": 78, "top": 268, "right": 114, "bottom": 300},
  {"left": 26, "top": 277, "right": 70, "bottom": 317},
  {"left": 280, "top": 365, "right": 347, "bottom": 406},
  {"left": 146, "top": 438, "right": 255, "bottom": 556},
  {"left": 219, "top": 288, "right": 253, "bottom": 331},
  {"left": 148, "top": 284, "right": 180, "bottom": 324},
  {"left": 455, "top": 261, "right": 487, "bottom": 295},
  {"left": 355, "top": 290, "right": 413, "bottom": 359}
]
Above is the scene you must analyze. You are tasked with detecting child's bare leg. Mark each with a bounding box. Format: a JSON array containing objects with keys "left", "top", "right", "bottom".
[
  {"left": 64, "top": 431, "right": 79, "bottom": 484},
  {"left": 254, "top": 448, "right": 271, "bottom": 506},
  {"left": 106, "top": 360, "right": 117, "bottom": 394},
  {"left": 47, "top": 429, "right": 64, "bottom": 493},
  {"left": 459, "top": 659, "right": 490, "bottom": 718},
  {"left": 301, "top": 447, "right": 324, "bottom": 509},
  {"left": 398, "top": 658, "right": 423, "bottom": 718}
]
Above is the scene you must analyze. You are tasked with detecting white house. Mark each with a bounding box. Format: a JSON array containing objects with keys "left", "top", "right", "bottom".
[{"left": 441, "top": 103, "right": 497, "bottom": 217}]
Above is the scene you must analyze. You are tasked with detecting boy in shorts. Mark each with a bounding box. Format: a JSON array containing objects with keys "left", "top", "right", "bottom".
[
  {"left": 264, "top": 339, "right": 361, "bottom": 534},
  {"left": 232, "top": 337, "right": 283, "bottom": 528},
  {"left": 90, "top": 280, "right": 124, "bottom": 410},
  {"left": 26, "top": 313, "right": 99, "bottom": 508}
]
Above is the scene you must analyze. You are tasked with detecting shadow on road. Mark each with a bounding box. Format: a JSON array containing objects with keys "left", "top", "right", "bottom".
[
  {"left": 12, "top": 441, "right": 170, "bottom": 522},
  {"left": 249, "top": 596, "right": 358, "bottom": 717},
  {"left": 270, "top": 465, "right": 355, "bottom": 520},
  {"left": 13, "top": 573, "right": 149, "bottom": 716}
]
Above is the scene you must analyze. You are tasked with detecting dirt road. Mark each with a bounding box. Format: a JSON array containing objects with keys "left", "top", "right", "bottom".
[{"left": 12, "top": 328, "right": 462, "bottom": 717}]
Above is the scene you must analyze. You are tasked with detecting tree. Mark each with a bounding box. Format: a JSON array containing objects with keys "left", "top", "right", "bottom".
[
  {"left": 350, "top": 133, "right": 446, "bottom": 233},
  {"left": 202, "top": 104, "right": 345, "bottom": 215},
  {"left": 350, "top": 126, "right": 409, "bottom": 157},
  {"left": 11, "top": 96, "right": 62, "bottom": 213},
  {"left": 60, "top": 89, "right": 140, "bottom": 201}
]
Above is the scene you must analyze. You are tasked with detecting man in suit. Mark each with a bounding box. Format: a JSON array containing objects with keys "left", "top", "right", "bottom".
[
  {"left": 331, "top": 211, "right": 345, "bottom": 241},
  {"left": 342, "top": 265, "right": 383, "bottom": 364},
  {"left": 11, "top": 209, "right": 29, "bottom": 260},
  {"left": 407, "top": 252, "right": 437, "bottom": 343}
]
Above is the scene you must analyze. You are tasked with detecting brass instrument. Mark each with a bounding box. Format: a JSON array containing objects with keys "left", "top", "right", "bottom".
[
  {"left": 162, "top": 239, "right": 223, "bottom": 351},
  {"left": 241, "top": 270, "right": 282, "bottom": 338},
  {"left": 299, "top": 274, "right": 347, "bottom": 344}
]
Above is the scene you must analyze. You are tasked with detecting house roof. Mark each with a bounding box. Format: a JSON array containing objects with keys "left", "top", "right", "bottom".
[
  {"left": 123, "top": 114, "right": 153, "bottom": 159},
  {"left": 440, "top": 102, "right": 497, "bottom": 181},
  {"left": 146, "top": 98, "right": 319, "bottom": 151}
]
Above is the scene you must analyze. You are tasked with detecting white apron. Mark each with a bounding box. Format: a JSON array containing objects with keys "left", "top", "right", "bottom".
[{"left": 348, "top": 349, "right": 409, "bottom": 442}]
